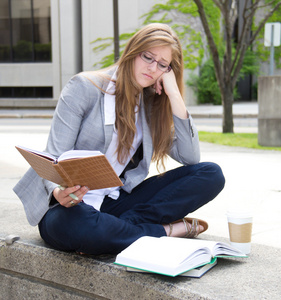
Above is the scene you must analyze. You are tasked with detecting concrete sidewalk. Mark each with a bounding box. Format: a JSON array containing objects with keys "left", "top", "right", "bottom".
[
  {"left": 1, "top": 105, "right": 281, "bottom": 299},
  {"left": 0, "top": 102, "right": 258, "bottom": 119}
]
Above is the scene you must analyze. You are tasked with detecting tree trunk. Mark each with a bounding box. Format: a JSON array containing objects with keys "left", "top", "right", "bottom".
[{"left": 222, "top": 83, "right": 234, "bottom": 133}]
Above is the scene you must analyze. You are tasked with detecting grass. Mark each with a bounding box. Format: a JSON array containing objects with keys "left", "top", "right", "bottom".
[{"left": 198, "top": 131, "right": 281, "bottom": 151}]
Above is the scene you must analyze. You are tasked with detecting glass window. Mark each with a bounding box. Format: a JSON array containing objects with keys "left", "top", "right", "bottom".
[
  {"left": 0, "top": 0, "right": 11, "bottom": 61},
  {"left": 33, "top": 0, "right": 52, "bottom": 61},
  {"left": 0, "top": 0, "right": 51, "bottom": 62},
  {"left": 0, "top": 86, "right": 53, "bottom": 98},
  {"left": 11, "top": 0, "right": 33, "bottom": 61}
]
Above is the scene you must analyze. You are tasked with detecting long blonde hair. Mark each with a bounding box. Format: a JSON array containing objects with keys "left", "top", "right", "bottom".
[
  {"left": 89, "top": 23, "right": 184, "bottom": 169},
  {"left": 115, "top": 23, "right": 184, "bottom": 169}
]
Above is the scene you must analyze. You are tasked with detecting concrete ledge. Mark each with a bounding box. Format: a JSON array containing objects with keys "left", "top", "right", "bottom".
[
  {"left": 0, "top": 114, "right": 54, "bottom": 119},
  {"left": 1, "top": 236, "right": 280, "bottom": 299},
  {"left": 0, "top": 111, "right": 257, "bottom": 120},
  {"left": 192, "top": 114, "right": 257, "bottom": 119},
  {"left": 0, "top": 99, "right": 57, "bottom": 109},
  {"left": 0, "top": 113, "right": 54, "bottom": 119},
  {"left": 0, "top": 108, "right": 55, "bottom": 119},
  {"left": 0, "top": 101, "right": 258, "bottom": 119}
]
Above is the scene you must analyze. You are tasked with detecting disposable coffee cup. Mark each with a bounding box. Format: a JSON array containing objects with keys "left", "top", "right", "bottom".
[{"left": 226, "top": 211, "right": 253, "bottom": 254}]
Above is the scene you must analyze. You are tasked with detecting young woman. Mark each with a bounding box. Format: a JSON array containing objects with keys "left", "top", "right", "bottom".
[{"left": 14, "top": 23, "right": 225, "bottom": 255}]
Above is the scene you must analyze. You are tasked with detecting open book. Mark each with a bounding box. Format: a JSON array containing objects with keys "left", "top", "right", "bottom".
[
  {"left": 115, "top": 236, "right": 247, "bottom": 277},
  {"left": 16, "top": 145, "right": 123, "bottom": 190}
]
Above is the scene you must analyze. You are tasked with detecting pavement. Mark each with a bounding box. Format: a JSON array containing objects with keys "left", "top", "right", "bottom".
[
  {"left": 0, "top": 101, "right": 259, "bottom": 119},
  {"left": 1, "top": 102, "right": 281, "bottom": 299}
]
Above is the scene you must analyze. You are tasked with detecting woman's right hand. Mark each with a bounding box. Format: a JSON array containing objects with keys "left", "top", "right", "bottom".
[
  {"left": 154, "top": 70, "right": 188, "bottom": 119},
  {"left": 53, "top": 185, "right": 89, "bottom": 208}
]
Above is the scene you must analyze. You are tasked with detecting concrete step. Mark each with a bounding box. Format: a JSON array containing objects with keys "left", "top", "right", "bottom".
[
  {"left": 1, "top": 235, "right": 280, "bottom": 300},
  {"left": 0, "top": 99, "right": 57, "bottom": 109}
]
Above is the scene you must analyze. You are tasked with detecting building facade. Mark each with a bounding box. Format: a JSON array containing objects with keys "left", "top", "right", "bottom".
[{"left": 1, "top": 0, "right": 275, "bottom": 108}]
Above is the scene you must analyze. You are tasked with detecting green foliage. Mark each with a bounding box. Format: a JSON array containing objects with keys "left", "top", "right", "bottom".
[
  {"left": 201, "top": 0, "right": 222, "bottom": 48},
  {"left": 142, "top": 0, "right": 198, "bottom": 22},
  {"left": 13, "top": 40, "right": 32, "bottom": 61},
  {"left": 34, "top": 43, "right": 52, "bottom": 61},
  {"left": 0, "top": 45, "right": 11, "bottom": 61},
  {"left": 172, "top": 24, "right": 204, "bottom": 69},
  {"left": 187, "top": 58, "right": 222, "bottom": 105},
  {"left": 91, "top": 32, "right": 136, "bottom": 68},
  {"left": 188, "top": 49, "right": 259, "bottom": 105},
  {"left": 239, "top": 49, "right": 260, "bottom": 78},
  {"left": 199, "top": 131, "right": 281, "bottom": 151},
  {"left": 0, "top": 40, "right": 51, "bottom": 62},
  {"left": 91, "top": 0, "right": 218, "bottom": 70}
]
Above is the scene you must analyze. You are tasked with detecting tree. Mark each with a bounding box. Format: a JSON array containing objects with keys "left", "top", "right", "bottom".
[{"left": 193, "top": 0, "right": 281, "bottom": 132}]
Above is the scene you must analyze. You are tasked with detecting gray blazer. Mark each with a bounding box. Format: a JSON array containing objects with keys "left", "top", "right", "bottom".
[{"left": 13, "top": 68, "right": 200, "bottom": 226}]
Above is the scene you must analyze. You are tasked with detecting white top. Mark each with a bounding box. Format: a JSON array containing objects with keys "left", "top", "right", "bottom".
[{"left": 83, "top": 70, "right": 143, "bottom": 210}]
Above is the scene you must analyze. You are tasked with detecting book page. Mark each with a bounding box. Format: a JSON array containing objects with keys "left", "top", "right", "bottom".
[
  {"left": 58, "top": 150, "right": 103, "bottom": 161},
  {"left": 16, "top": 145, "right": 56, "bottom": 161},
  {"left": 122, "top": 237, "right": 211, "bottom": 265},
  {"left": 174, "top": 239, "right": 246, "bottom": 257},
  {"left": 213, "top": 242, "right": 247, "bottom": 257},
  {"left": 115, "top": 236, "right": 212, "bottom": 276}
]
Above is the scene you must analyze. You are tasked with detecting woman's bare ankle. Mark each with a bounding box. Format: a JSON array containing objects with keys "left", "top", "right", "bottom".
[{"left": 163, "top": 220, "right": 204, "bottom": 237}]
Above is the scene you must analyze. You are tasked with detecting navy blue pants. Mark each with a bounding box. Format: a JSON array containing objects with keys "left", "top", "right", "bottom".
[{"left": 39, "top": 162, "right": 225, "bottom": 255}]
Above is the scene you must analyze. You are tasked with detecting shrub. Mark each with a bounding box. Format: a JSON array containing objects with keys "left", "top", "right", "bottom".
[{"left": 187, "top": 49, "right": 259, "bottom": 105}]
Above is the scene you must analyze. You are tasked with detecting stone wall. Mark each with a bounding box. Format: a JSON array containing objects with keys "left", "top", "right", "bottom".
[{"left": 258, "top": 76, "right": 281, "bottom": 146}]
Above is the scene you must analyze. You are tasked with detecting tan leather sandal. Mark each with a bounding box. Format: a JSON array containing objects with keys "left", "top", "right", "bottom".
[{"left": 168, "top": 217, "right": 208, "bottom": 238}]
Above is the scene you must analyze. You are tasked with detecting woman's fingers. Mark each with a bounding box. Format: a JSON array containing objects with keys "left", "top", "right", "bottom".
[
  {"left": 53, "top": 185, "right": 89, "bottom": 207},
  {"left": 154, "top": 76, "right": 163, "bottom": 95},
  {"left": 154, "top": 70, "right": 177, "bottom": 96}
]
